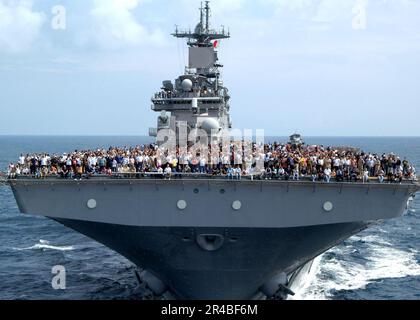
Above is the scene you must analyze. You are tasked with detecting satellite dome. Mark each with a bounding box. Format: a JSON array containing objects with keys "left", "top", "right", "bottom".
[
  {"left": 195, "top": 22, "right": 204, "bottom": 34},
  {"left": 201, "top": 118, "right": 220, "bottom": 133},
  {"left": 181, "top": 79, "right": 193, "bottom": 91}
]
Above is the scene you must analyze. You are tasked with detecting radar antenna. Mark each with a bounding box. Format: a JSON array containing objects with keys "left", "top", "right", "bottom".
[
  {"left": 205, "top": 1, "right": 210, "bottom": 31},
  {"left": 172, "top": 1, "right": 230, "bottom": 47},
  {"left": 150, "top": 0, "right": 233, "bottom": 144}
]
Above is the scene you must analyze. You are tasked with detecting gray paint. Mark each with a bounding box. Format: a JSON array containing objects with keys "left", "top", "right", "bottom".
[
  {"left": 10, "top": 179, "right": 417, "bottom": 228},
  {"left": 3, "top": 3, "right": 420, "bottom": 299},
  {"left": 52, "top": 218, "right": 369, "bottom": 299},
  {"left": 8, "top": 178, "right": 419, "bottom": 299}
]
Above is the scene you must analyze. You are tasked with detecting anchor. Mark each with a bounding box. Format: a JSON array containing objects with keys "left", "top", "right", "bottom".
[{"left": 133, "top": 268, "right": 175, "bottom": 300}]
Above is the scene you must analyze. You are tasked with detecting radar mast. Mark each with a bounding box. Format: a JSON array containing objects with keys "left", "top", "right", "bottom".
[
  {"left": 150, "top": 1, "right": 232, "bottom": 144},
  {"left": 172, "top": 1, "right": 230, "bottom": 48}
]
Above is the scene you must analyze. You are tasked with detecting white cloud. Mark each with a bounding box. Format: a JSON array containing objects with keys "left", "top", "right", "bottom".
[
  {"left": 88, "top": 0, "right": 164, "bottom": 49},
  {"left": 262, "top": 0, "right": 355, "bottom": 22},
  {"left": 211, "top": 0, "right": 244, "bottom": 12},
  {"left": 182, "top": 0, "right": 245, "bottom": 12},
  {"left": 179, "top": 0, "right": 245, "bottom": 25},
  {"left": 0, "top": 0, "right": 45, "bottom": 52},
  {"left": 271, "top": 0, "right": 313, "bottom": 11},
  {"left": 312, "top": 0, "right": 355, "bottom": 23}
]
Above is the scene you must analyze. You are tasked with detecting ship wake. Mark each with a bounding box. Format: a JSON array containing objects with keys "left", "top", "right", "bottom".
[
  {"left": 293, "top": 234, "right": 420, "bottom": 300},
  {"left": 13, "top": 239, "right": 76, "bottom": 252}
]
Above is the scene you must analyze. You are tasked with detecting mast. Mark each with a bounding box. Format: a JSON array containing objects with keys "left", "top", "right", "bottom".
[
  {"left": 172, "top": 1, "right": 230, "bottom": 48},
  {"left": 200, "top": 2, "right": 204, "bottom": 29},
  {"left": 205, "top": 1, "right": 210, "bottom": 31},
  {"left": 150, "top": 1, "right": 232, "bottom": 142}
]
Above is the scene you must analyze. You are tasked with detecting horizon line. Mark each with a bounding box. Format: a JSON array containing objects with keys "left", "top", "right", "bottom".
[{"left": 1, "top": 135, "right": 420, "bottom": 138}]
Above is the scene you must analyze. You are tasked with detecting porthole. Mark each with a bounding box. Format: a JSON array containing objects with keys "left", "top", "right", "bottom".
[
  {"left": 323, "top": 201, "right": 334, "bottom": 212},
  {"left": 232, "top": 201, "right": 242, "bottom": 211},
  {"left": 177, "top": 200, "right": 187, "bottom": 210},
  {"left": 87, "top": 199, "right": 97, "bottom": 209}
]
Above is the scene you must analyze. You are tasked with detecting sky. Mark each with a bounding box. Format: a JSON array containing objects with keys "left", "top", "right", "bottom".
[{"left": 0, "top": 0, "right": 419, "bottom": 136}]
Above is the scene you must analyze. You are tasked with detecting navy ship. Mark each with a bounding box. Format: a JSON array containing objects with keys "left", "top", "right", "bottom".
[{"left": 1, "top": 2, "right": 419, "bottom": 300}]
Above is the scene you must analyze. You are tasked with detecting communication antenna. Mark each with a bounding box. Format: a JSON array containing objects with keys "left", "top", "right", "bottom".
[
  {"left": 200, "top": 2, "right": 204, "bottom": 29},
  {"left": 172, "top": 1, "right": 229, "bottom": 48},
  {"left": 205, "top": 1, "right": 210, "bottom": 31}
]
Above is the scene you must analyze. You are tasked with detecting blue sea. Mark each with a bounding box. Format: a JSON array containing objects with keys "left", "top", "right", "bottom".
[{"left": 0, "top": 136, "right": 419, "bottom": 300}]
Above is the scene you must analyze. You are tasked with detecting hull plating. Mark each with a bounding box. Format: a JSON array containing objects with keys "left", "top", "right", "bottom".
[
  {"left": 9, "top": 179, "right": 418, "bottom": 299},
  {"left": 53, "top": 220, "right": 367, "bottom": 299}
]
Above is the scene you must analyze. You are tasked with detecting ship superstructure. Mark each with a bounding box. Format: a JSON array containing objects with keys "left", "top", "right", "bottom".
[
  {"left": 150, "top": 1, "right": 231, "bottom": 145},
  {"left": 1, "top": 2, "right": 419, "bottom": 300}
]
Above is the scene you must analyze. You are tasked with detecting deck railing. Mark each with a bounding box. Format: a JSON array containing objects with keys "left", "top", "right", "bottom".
[{"left": 2, "top": 171, "right": 419, "bottom": 185}]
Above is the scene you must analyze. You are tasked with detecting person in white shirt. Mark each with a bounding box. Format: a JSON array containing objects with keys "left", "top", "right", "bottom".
[
  {"left": 7, "top": 163, "right": 15, "bottom": 178},
  {"left": 135, "top": 155, "right": 143, "bottom": 172},
  {"left": 278, "top": 167, "right": 285, "bottom": 180},
  {"left": 378, "top": 169, "right": 385, "bottom": 183},
  {"left": 345, "top": 158, "right": 351, "bottom": 169},
  {"left": 88, "top": 156, "right": 96, "bottom": 167},
  {"left": 164, "top": 164, "right": 172, "bottom": 176},
  {"left": 311, "top": 168, "right": 318, "bottom": 182},
  {"left": 363, "top": 169, "right": 370, "bottom": 183},
  {"left": 66, "top": 158, "right": 72, "bottom": 169},
  {"left": 333, "top": 158, "right": 340, "bottom": 169},
  {"left": 18, "top": 154, "right": 25, "bottom": 166},
  {"left": 123, "top": 156, "right": 129, "bottom": 166},
  {"left": 223, "top": 155, "right": 230, "bottom": 166},
  {"left": 40, "top": 156, "right": 48, "bottom": 167},
  {"left": 246, "top": 166, "right": 255, "bottom": 180},
  {"left": 235, "top": 153, "right": 243, "bottom": 166},
  {"left": 234, "top": 167, "right": 242, "bottom": 180},
  {"left": 324, "top": 168, "right": 332, "bottom": 183},
  {"left": 199, "top": 156, "right": 207, "bottom": 173},
  {"left": 292, "top": 167, "right": 299, "bottom": 180},
  {"left": 40, "top": 155, "right": 49, "bottom": 177},
  {"left": 144, "top": 155, "right": 150, "bottom": 167},
  {"left": 112, "top": 159, "right": 118, "bottom": 172}
]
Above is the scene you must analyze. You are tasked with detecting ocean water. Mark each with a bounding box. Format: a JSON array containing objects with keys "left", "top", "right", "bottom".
[{"left": 0, "top": 136, "right": 419, "bottom": 300}]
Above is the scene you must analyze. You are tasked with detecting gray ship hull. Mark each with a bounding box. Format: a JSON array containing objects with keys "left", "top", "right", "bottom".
[
  {"left": 52, "top": 220, "right": 367, "bottom": 299},
  {"left": 9, "top": 178, "right": 419, "bottom": 299}
]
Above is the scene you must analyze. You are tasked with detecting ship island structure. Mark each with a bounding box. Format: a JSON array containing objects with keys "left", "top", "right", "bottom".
[{"left": 1, "top": 2, "right": 419, "bottom": 300}]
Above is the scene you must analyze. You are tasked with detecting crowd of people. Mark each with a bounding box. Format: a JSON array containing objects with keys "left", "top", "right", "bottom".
[{"left": 6, "top": 142, "right": 417, "bottom": 183}]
